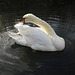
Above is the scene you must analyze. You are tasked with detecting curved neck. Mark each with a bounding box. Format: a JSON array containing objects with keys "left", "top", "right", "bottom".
[{"left": 29, "top": 16, "right": 56, "bottom": 36}]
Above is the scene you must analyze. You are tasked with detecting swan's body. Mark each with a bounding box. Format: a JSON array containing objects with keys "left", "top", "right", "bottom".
[{"left": 8, "top": 14, "right": 65, "bottom": 51}]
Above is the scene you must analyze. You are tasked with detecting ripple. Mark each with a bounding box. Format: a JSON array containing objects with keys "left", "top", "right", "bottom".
[
  {"left": 0, "top": 12, "right": 75, "bottom": 75},
  {"left": 0, "top": 27, "right": 75, "bottom": 74}
]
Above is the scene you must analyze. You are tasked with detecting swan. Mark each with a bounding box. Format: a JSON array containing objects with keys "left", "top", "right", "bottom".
[{"left": 8, "top": 14, "right": 65, "bottom": 51}]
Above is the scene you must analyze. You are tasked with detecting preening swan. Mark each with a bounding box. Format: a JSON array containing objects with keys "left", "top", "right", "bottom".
[{"left": 8, "top": 14, "right": 65, "bottom": 51}]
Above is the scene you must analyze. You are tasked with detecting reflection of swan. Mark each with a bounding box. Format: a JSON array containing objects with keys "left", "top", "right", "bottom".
[{"left": 8, "top": 14, "right": 65, "bottom": 51}]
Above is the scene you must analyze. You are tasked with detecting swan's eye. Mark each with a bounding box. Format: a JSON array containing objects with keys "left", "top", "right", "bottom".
[{"left": 23, "top": 18, "right": 26, "bottom": 19}]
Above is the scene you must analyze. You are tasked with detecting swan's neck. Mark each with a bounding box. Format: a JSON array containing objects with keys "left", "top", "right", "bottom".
[
  {"left": 28, "top": 16, "right": 56, "bottom": 36},
  {"left": 24, "top": 14, "right": 65, "bottom": 50}
]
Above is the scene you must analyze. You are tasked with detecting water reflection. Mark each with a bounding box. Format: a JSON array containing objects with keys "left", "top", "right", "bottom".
[
  {"left": 0, "top": 31, "right": 48, "bottom": 74},
  {"left": 0, "top": 11, "right": 75, "bottom": 75}
]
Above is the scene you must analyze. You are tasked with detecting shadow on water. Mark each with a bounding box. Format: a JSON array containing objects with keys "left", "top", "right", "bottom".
[{"left": 0, "top": 3, "right": 75, "bottom": 75}]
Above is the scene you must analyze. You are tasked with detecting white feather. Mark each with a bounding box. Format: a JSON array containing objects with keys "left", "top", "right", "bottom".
[{"left": 8, "top": 14, "right": 65, "bottom": 51}]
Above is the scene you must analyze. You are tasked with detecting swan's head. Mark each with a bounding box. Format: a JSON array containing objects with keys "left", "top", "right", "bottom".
[{"left": 23, "top": 14, "right": 37, "bottom": 23}]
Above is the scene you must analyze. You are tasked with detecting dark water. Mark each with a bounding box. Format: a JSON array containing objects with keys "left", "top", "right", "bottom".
[{"left": 0, "top": 4, "right": 75, "bottom": 75}]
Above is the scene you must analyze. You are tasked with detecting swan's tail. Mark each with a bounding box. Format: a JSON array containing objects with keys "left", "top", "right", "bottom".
[{"left": 8, "top": 31, "right": 27, "bottom": 46}]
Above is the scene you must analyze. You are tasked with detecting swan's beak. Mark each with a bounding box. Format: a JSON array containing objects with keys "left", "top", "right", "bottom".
[{"left": 21, "top": 19, "right": 24, "bottom": 23}]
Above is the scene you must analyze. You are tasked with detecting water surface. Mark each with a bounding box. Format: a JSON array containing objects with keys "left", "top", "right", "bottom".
[{"left": 0, "top": 7, "right": 75, "bottom": 75}]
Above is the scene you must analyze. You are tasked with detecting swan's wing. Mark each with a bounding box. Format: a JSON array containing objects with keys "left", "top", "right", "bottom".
[
  {"left": 8, "top": 23, "right": 56, "bottom": 51},
  {"left": 17, "top": 25, "right": 56, "bottom": 51}
]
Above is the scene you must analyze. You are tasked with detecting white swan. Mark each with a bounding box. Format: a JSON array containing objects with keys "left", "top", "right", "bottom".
[{"left": 8, "top": 14, "right": 65, "bottom": 51}]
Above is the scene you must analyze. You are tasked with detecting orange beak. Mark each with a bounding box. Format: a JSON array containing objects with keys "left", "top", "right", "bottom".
[{"left": 21, "top": 19, "right": 24, "bottom": 23}]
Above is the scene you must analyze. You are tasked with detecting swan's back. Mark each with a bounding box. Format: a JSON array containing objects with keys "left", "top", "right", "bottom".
[{"left": 17, "top": 25, "right": 56, "bottom": 51}]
